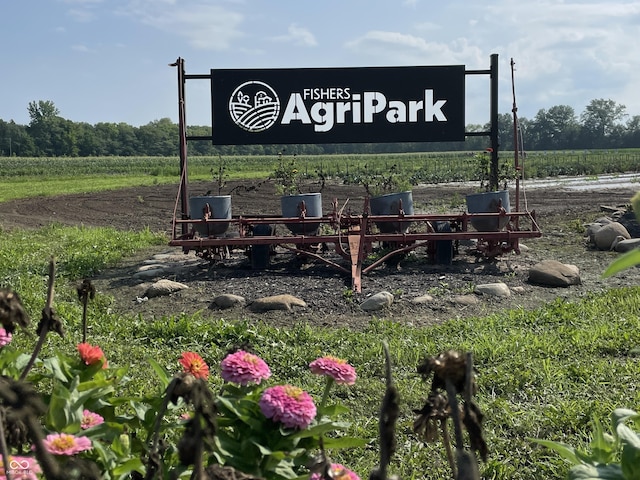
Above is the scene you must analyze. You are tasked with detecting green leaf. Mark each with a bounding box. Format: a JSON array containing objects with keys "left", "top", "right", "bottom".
[
  {"left": 603, "top": 249, "right": 640, "bottom": 277},
  {"left": 112, "top": 458, "right": 146, "bottom": 477},
  {"left": 322, "top": 436, "right": 369, "bottom": 449},
  {"left": 621, "top": 440, "right": 640, "bottom": 480},
  {"left": 589, "top": 417, "right": 617, "bottom": 464},
  {"left": 43, "top": 356, "right": 71, "bottom": 382},
  {"left": 46, "top": 381, "right": 82, "bottom": 432},
  {"left": 612, "top": 409, "right": 640, "bottom": 432},
  {"left": 529, "top": 438, "right": 581, "bottom": 465},
  {"left": 146, "top": 357, "right": 171, "bottom": 388},
  {"left": 617, "top": 423, "right": 640, "bottom": 451},
  {"left": 318, "top": 403, "right": 350, "bottom": 416},
  {"left": 568, "top": 463, "right": 625, "bottom": 479}
]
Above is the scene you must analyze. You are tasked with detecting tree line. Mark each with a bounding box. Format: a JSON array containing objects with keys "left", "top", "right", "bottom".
[{"left": 1, "top": 98, "right": 639, "bottom": 158}]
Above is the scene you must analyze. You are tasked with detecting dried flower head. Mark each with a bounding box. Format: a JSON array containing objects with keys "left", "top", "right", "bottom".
[
  {"left": 309, "top": 356, "right": 357, "bottom": 385},
  {"left": 42, "top": 433, "right": 92, "bottom": 456},
  {"left": 259, "top": 385, "right": 317, "bottom": 429},
  {"left": 179, "top": 352, "right": 210, "bottom": 380},
  {"left": 77, "top": 343, "right": 108, "bottom": 369},
  {"left": 76, "top": 278, "right": 96, "bottom": 302},
  {"left": 417, "top": 350, "right": 474, "bottom": 394},
  {"left": 412, "top": 392, "right": 451, "bottom": 443},
  {"left": 221, "top": 350, "right": 271, "bottom": 385},
  {"left": 0, "top": 288, "right": 30, "bottom": 334}
]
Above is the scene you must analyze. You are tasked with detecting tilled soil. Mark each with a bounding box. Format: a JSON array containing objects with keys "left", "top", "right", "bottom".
[{"left": 1, "top": 179, "right": 638, "bottom": 329}]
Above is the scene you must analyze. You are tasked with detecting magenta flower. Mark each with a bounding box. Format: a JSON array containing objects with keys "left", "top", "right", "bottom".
[
  {"left": 0, "top": 328, "right": 11, "bottom": 347},
  {"left": 309, "top": 356, "right": 357, "bottom": 385},
  {"left": 310, "top": 463, "right": 360, "bottom": 480},
  {"left": 81, "top": 409, "right": 104, "bottom": 429},
  {"left": 259, "top": 385, "right": 317, "bottom": 429},
  {"left": 42, "top": 433, "right": 92, "bottom": 455},
  {"left": 221, "top": 350, "right": 271, "bottom": 385}
]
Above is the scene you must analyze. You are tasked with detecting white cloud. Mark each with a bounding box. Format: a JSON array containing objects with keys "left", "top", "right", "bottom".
[
  {"left": 71, "top": 44, "right": 92, "bottom": 52},
  {"left": 268, "top": 24, "right": 317, "bottom": 47},
  {"left": 119, "top": 1, "right": 244, "bottom": 51},
  {"left": 67, "top": 7, "right": 97, "bottom": 22},
  {"left": 345, "top": 31, "right": 483, "bottom": 66}
]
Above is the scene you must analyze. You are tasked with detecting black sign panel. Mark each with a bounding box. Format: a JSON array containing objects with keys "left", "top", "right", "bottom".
[{"left": 210, "top": 66, "right": 465, "bottom": 145}]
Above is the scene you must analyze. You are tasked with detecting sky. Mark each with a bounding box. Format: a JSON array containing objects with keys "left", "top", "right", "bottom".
[{"left": 2, "top": 0, "right": 640, "bottom": 129}]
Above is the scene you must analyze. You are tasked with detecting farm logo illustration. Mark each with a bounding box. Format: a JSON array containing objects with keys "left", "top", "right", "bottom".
[{"left": 228, "top": 81, "right": 281, "bottom": 132}]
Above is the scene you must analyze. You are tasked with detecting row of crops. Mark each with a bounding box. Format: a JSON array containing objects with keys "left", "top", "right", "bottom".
[{"left": 2, "top": 150, "right": 640, "bottom": 184}]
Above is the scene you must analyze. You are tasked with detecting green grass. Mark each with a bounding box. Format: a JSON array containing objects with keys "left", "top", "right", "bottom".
[{"left": 2, "top": 224, "right": 639, "bottom": 479}]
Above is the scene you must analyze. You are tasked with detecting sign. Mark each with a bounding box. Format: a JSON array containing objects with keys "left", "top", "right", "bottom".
[{"left": 210, "top": 66, "right": 465, "bottom": 145}]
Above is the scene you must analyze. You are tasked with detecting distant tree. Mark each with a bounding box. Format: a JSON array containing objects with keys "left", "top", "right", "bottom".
[
  {"left": 0, "top": 119, "right": 36, "bottom": 156},
  {"left": 137, "top": 118, "right": 177, "bottom": 155},
  {"left": 580, "top": 98, "right": 627, "bottom": 147},
  {"left": 27, "top": 100, "right": 60, "bottom": 126},
  {"left": 622, "top": 115, "right": 640, "bottom": 148},
  {"left": 528, "top": 105, "right": 579, "bottom": 150}
]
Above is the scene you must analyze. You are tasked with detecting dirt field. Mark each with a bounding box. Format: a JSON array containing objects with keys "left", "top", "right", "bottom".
[{"left": 1, "top": 179, "right": 638, "bottom": 329}]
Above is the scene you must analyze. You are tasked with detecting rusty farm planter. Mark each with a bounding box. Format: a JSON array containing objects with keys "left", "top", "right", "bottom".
[
  {"left": 465, "top": 190, "right": 510, "bottom": 232},
  {"left": 280, "top": 192, "right": 323, "bottom": 235},
  {"left": 189, "top": 195, "right": 232, "bottom": 237},
  {"left": 369, "top": 190, "right": 414, "bottom": 233}
]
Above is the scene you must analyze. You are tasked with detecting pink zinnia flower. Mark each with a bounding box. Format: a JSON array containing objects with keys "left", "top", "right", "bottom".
[
  {"left": 221, "top": 350, "right": 271, "bottom": 385},
  {"left": 311, "top": 463, "right": 360, "bottom": 480},
  {"left": 0, "top": 328, "right": 12, "bottom": 347},
  {"left": 81, "top": 409, "right": 104, "bottom": 429},
  {"left": 77, "top": 343, "right": 108, "bottom": 369},
  {"left": 179, "top": 352, "right": 210, "bottom": 380},
  {"left": 259, "top": 385, "right": 317, "bottom": 429},
  {"left": 309, "top": 356, "right": 357, "bottom": 385},
  {"left": 0, "top": 455, "right": 42, "bottom": 479},
  {"left": 42, "top": 433, "right": 92, "bottom": 456}
]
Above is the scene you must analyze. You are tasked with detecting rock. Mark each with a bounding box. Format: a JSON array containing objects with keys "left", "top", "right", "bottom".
[
  {"left": 143, "top": 279, "right": 189, "bottom": 298},
  {"left": 528, "top": 260, "right": 581, "bottom": 287},
  {"left": 412, "top": 294, "right": 435, "bottom": 304},
  {"left": 617, "top": 211, "right": 640, "bottom": 238},
  {"left": 594, "top": 222, "right": 631, "bottom": 250},
  {"left": 133, "top": 265, "right": 169, "bottom": 279},
  {"left": 511, "top": 286, "right": 526, "bottom": 294},
  {"left": 612, "top": 237, "right": 640, "bottom": 253},
  {"left": 451, "top": 294, "right": 480, "bottom": 306},
  {"left": 585, "top": 223, "right": 604, "bottom": 246},
  {"left": 248, "top": 294, "right": 307, "bottom": 312},
  {"left": 474, "top": 282, "right": 511, "bottom": 297},
  {"left": 360, "top": 291, "right": 394, "bottom": 311},
  {"left": 212, "top": 294, "right": 246, "bottom": 309}
]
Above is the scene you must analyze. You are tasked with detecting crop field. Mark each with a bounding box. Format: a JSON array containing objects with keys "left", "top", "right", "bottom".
[{"left": 2, "top": 148, "right": 640, "bottom": 181}]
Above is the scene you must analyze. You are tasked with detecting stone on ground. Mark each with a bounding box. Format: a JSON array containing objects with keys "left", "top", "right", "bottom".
[
  {"left": 474, "top": 282, "right": 511, "bottom": 297},
  {"left": 594, "top": 222, "right": 630, "bottom": 250},
  {"left": 412, "top": 294, "right": 435, "bottom": 304},
  {"left": 212, "top": 294, "right": 246, "bottom": 309},
  {"left": 528, "top": 260, "right": 581, "bottom": 287},
  {"left": 360, "top": 291, "right": 394, "bottom": 311},
  {"left": 451, "top": 294, "right": 480, "bottom": 306},
  {"left": 143, "top": 279, "right": 189, "bottom": 298},
  {"left": 612, "top": 237, "right": 640, "bottom": 253},
  {"left": 248, "top": 294, "right": 307, "bottom": 312}
]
